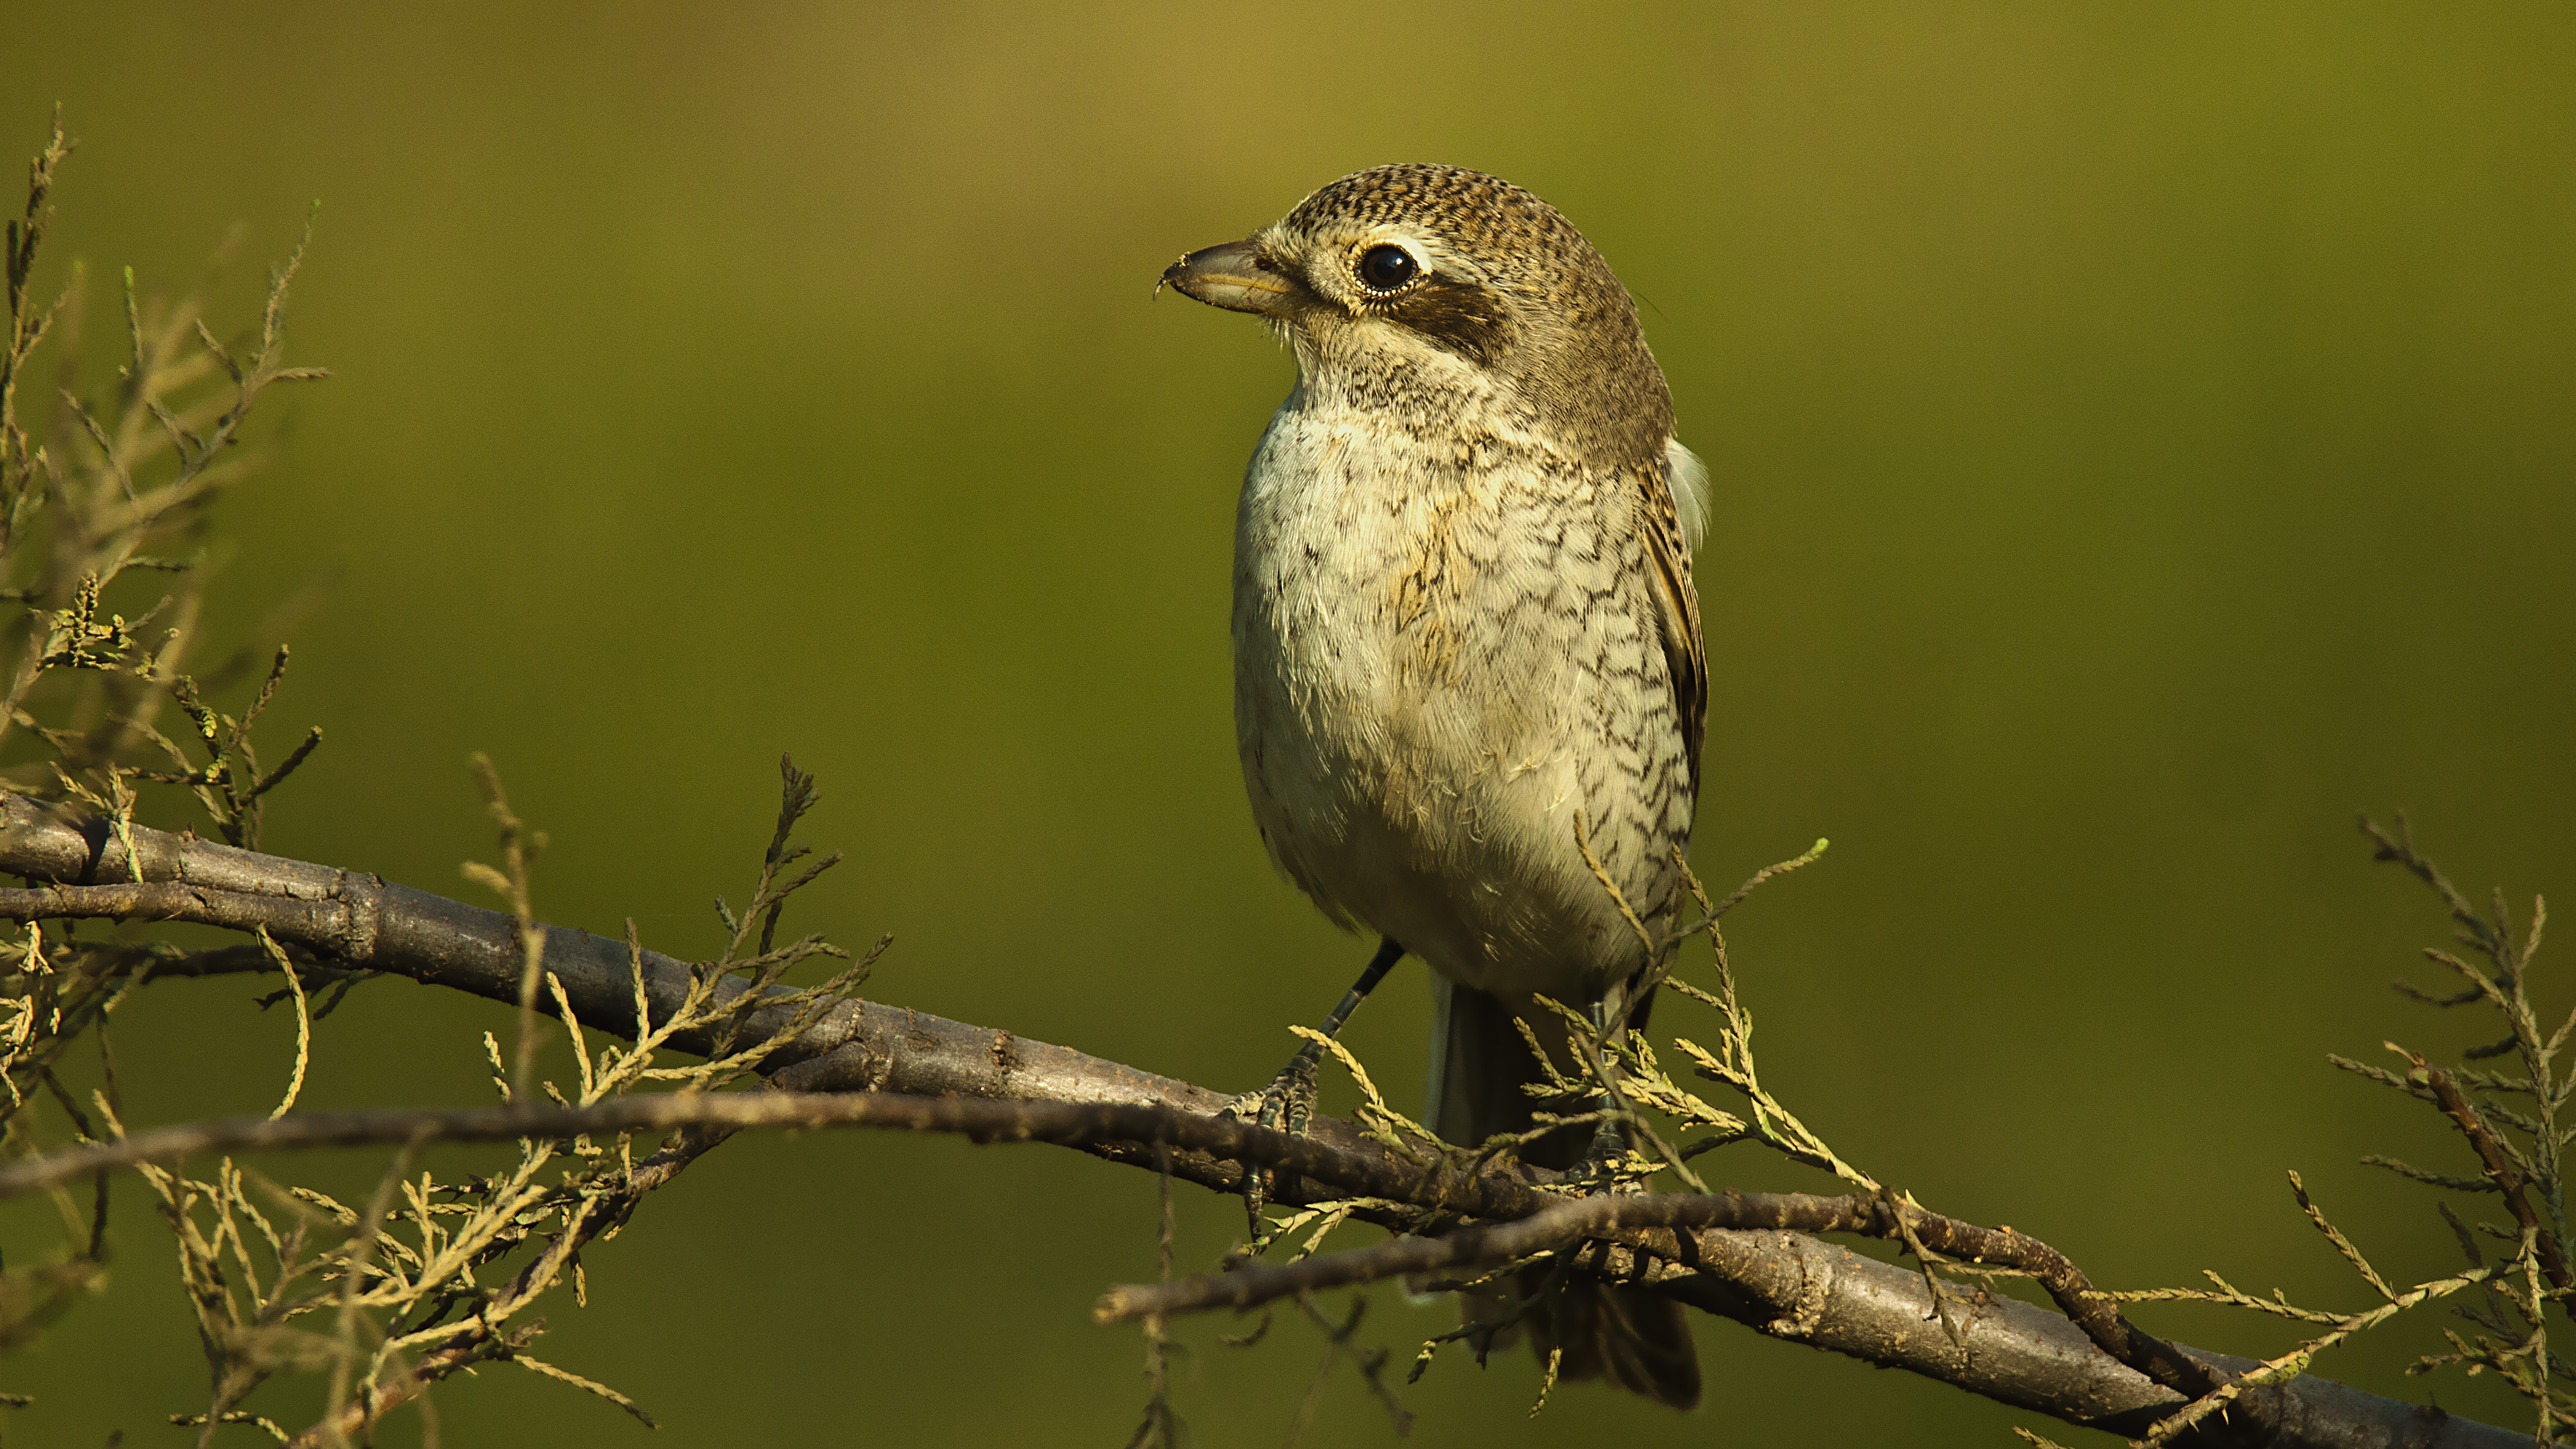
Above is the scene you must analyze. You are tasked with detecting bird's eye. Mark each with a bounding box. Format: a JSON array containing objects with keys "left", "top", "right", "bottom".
[{"left": 1357, "top": 244, "right": 1419, "bottom": 292}]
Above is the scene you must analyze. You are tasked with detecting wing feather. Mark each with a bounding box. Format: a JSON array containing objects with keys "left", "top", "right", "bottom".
[{"left": 1638, "top": 445, "right": 1707, "bottom": 802}]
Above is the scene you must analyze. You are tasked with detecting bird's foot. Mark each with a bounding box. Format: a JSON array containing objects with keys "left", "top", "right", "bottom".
[
  {"left": 1567, "top": 1113, "right": 1648, "bottom": 1196},
  {"left": 1220, "top": 1050, "right": 1322, "bottom": 1238}
]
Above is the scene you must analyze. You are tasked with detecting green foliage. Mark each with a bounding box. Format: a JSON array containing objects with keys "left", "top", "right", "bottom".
[
  {"left": 1, "top": 113, "right": 339, "bottom": 1372},
  {"left": 0, "top": 115, "right": 878, "bottom": 1443},
  {"left": 125, "top": 755, "right": 869, "bottom": 1442},
  {"left": 0, "top": 113, "right": 327, "bottom": 855}
]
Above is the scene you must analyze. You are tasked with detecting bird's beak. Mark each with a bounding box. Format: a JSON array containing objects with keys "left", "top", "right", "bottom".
[{"left": 1157, "top": 238, "right": 1299, "bottom": 317}]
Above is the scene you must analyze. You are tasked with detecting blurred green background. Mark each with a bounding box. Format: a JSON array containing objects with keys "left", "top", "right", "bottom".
[{"left": 2, "top": 2, "right": 2572, "bottom": 1444}]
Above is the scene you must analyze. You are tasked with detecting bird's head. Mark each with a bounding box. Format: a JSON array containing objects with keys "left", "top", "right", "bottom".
[{"left": 1161, "top": 163, "right": 1672, "bottom": 468}]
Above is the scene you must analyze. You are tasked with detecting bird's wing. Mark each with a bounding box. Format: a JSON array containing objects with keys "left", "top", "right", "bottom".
[{"left": 1638, "top": 449, "right": 1707, "bottom": 803}]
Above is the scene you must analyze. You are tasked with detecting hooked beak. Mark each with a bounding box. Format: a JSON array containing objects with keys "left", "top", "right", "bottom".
[{"left": 1157, "top": 238, "right": 1301, "bottom": 317}]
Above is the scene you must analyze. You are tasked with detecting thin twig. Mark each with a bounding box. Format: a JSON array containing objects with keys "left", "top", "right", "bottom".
[{"left": 2400, "top": 1048, "right": 2572, "bottom": 1292}]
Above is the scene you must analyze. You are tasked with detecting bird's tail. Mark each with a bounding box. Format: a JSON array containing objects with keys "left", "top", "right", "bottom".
[{"left": 1426, "top": 975, "right": 1701, "bottom": 1409}]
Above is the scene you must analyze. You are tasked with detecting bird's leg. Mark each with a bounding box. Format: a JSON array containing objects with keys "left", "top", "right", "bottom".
[
  {"left": 1223, "top": 936, "right": 1404, "bottom": 1236},
  {"left": 1573, "top": 990, "right": 1642, "bottom": 1192}
]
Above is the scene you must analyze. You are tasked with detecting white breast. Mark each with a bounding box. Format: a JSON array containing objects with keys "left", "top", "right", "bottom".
[{"left": 1229, "top": 390, "right": 1693, "bottom": 1005}]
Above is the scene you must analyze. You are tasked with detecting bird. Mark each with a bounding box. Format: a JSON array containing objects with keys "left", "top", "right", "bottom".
[{"left": 1160, "top": 163, "right": 1710, "bottom": 1409}]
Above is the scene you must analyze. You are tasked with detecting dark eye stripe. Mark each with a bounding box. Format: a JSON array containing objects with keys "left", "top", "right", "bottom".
[{"left": 1389, "top": 281, "right": 1506, "bottom": 366}]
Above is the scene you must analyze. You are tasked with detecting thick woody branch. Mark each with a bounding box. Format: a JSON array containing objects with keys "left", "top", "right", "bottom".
[
  {"left": 0, "top": 796, "right": 1499, "bottom": 1213},
  {"left": 0, "top": 797, "right": 2518, "bottom": 1448},
  {"left": 0, "top": 1094, "right": 1390, "bottom": 1208},
  {"left": 1102, "top": 1187, "right": 2216, "bottom": 1403},
  {"left": 0, "top": 1090, "right": 2516, "bottom": 1448},
  {"left": 1102, "top": 1187, "right": 2220, "bottom": 1417}
]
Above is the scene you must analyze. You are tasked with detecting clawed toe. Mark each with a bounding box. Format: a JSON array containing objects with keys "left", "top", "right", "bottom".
[
  {"left": 1567, "top": 1116, "right": 1645, "bottom": 1194},
  {"left": 1223, "top": 1053, "right": 1322, "bottom": 1235}
]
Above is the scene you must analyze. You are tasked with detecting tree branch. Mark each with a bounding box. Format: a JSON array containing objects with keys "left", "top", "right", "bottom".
[
  {"left": 0, "top": 1094, "right": 1410, "bottom": 1207},
  {"left": 2402, "top": 1049, "right": 2573, "bottom": 1292},
  {"left": 0, "top": 795, "right": 2520, "bottom": 1448},
  {"left": 1101, "top": 1187, "right": 2214, "bottom": 1405}
]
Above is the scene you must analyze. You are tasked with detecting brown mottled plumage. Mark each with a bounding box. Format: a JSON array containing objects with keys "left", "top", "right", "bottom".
[{"left": 1163, "top": 164, "right": 1709, "bottom": 1409}]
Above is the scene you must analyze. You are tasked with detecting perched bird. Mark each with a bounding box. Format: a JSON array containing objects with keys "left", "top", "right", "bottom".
[{"left": 1161, "top": 164, "right": 1710, "bottom": 1408}]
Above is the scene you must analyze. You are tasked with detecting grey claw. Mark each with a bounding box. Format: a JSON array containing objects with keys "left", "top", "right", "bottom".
[{"left": 1229, "top": 1053, "right": 1323, "bottom": 1239}]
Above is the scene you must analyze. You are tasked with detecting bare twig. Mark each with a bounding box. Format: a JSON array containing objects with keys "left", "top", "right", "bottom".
[{"left": 2400, "top": 1051, "right": 2571, "bottom": 1292}]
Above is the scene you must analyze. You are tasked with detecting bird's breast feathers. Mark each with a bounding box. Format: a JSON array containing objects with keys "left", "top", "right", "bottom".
[{"left": 1230, "top": 398, "right": 1697, "bottom": 998}]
